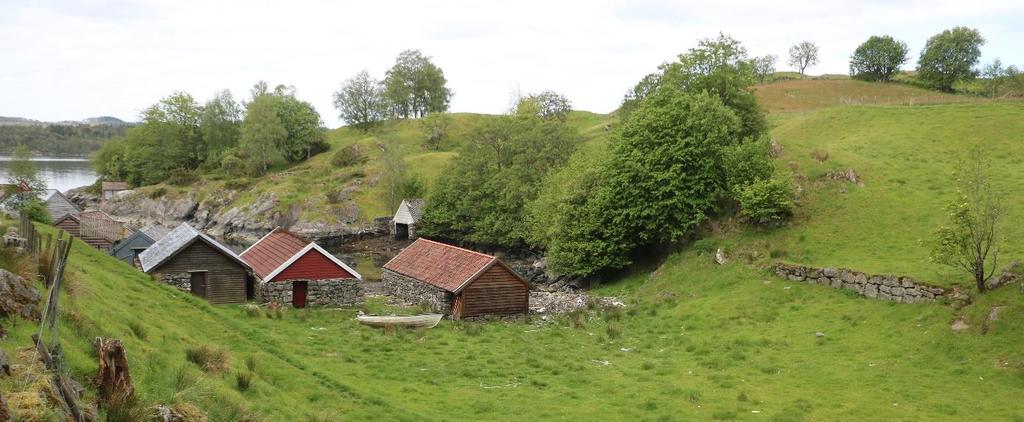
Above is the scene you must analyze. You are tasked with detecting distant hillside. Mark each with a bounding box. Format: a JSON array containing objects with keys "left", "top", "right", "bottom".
[
  {"left": 0, "top": 116, "right": 132, "bottom": 155},
  {"left": 0, "top": 116, "right": 42, "bottom": 125},
  {"left": 754, "top": 79, "right": 979, "bottom": 114},
  {"left": 81, "top": 116, "right": 130, "bottom": 126}
]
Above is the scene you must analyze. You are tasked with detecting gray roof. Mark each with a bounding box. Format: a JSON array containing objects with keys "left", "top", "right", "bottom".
[
  {"left": 139, "top": 224, "right": 173, "bottom": 242},
  {"left": 138, "top": 223, "right": 248, "bottom": 273},
  {"left": 393, "top": 198, "right": 425, "bottom": 225},
  {"left": 406, "top": 199, "right": 425, "bottom": 221},
  {"left": 0, "top": 189, "right": 80, "bottom": 220}
]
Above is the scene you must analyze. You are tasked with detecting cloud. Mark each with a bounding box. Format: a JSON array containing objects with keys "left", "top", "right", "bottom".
[{"left": 1, "top": 0, "right": 1021, "bottom": 126}]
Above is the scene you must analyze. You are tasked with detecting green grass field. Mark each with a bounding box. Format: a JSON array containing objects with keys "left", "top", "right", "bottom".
[{"left": 3, "top": 80, "right": 1024, "bottom": 420}]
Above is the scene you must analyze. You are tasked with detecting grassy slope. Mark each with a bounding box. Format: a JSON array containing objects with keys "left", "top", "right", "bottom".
[
  {"left": 4, "top": 81, "right": 1024, "bottom": 420},
  {"left": 754, "top": 79, "right": 979, "bottom": 114}
]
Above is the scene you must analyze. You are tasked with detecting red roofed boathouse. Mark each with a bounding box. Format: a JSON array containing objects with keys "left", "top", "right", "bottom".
[{"left": 382, "top": 238, "right": 529, "bottom": 319}]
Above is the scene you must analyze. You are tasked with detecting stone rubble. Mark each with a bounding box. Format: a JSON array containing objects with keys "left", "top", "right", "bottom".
[
  {"left": 0, "top": 269, "right": 41, "bottom": 320},
  {"left": 774, "top": 263, "right": 946, "bottom": 304},
  {"left": 528, "top": 291, "right": 625, "bottom": 315}
]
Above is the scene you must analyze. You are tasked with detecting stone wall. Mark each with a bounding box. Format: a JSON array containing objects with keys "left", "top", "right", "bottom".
[
  {"left": 774, "top": 263, "right": 946, "bottom": 304},
  {"left": 381, "top": 269, "right": 451, "bottom": 313},
  {"left": 155, "top": 272, "right": 191, "bottom": 293},
  {"left": 258, "top": 279, "right": 363, "bottom": 307}
]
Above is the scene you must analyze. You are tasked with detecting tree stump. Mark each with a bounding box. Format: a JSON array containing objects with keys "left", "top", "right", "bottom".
[{"left": 92, "top": 337, "right": 134, "bottom": 406}]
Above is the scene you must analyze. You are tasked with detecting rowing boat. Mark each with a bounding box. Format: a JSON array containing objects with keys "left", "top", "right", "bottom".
[{"left": 356, "top": 313, "right": 444, "bottom": 328}]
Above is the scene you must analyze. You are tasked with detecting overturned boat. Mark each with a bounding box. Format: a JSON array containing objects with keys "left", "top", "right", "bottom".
[{"left": 356, "top": 313, "right": 444, "bottom": 328}]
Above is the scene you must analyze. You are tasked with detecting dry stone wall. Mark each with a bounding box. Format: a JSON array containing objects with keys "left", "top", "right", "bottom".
[
  {"left": 381, "top": 269, "right": 451, "bottom": 314},
  {"left": 156, "top": 272, "right": 191, "bottom": 293},
  {"left": 258, "top": 279, "right": 363, "bottom": 307},
  {"left": 774, "top": 263, "right": 946, "bottom": 304}
]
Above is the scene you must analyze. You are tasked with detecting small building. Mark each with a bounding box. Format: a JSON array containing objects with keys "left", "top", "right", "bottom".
[
  {"left": 382, "top": 238, "right": 529, "bottom": 319},
  {"left": 0, "top": 189, "right": 80, "bottom": 221},
  {"left": 138, "top": 223, "right": 252, "bottom": 304},
  {"left": 53, "top": 209, "right": 131, "bottom": 250},
  {"left": 240, "top": 227, "right": 362, "bottom": 308},
  {"left": 109, "top": 223, "right": 172, "bottom": 266},
  {"left": 101, "top": 181, "right": 129, "bottom": 201},
  {"left": 392, "top": 199, "right": 425, "bottom": 240}
]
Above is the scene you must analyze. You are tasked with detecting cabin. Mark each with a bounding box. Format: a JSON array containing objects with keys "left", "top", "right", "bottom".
[
  {"left": 382, "top": 238, "right": 529, "bottom": 319},
  {"left": 53, "top": 210, "right": 131, "bottom": 250},
  {"left": 240, "top": 227, "right": 362, "bottom": 308},
  {"left": 101, "top": 181, "right": 129, "bottom": 201},
  {"left": 392, "top": 199, "right": 425, "bottom": 240},
  {"left": 109, "top": 223, "right": 172, "bottom": 266},
  {"left": 138, "top": 223, "right": 252, "bottom": 304},
  {"left": 0, "top": 189, "right": 79, "bottom": 221}
]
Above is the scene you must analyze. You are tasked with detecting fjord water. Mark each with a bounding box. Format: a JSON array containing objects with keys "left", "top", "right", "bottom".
[{"left": 0, "top": 156, "right": 97, "bottom": 193}]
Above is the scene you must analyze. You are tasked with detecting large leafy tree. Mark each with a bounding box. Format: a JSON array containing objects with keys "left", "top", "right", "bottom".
[
  {"left": 200, "top": 89, "right": 242, "bottom": 162},
  {"left": 421, "top": 112, "right": 578, "bottom": 247},
  {"left": 788, "top": 41, "right": 820, "bottom": 75},
  {"left": 849, "top": 35, "right": 909, "bottom": 82},
  {"left": 752, "top": 55, "right": 777, "bottom": 83},
  {"left": 239, "top": 95, "right": 287, "bottom": 176},
  {"left": 384, "top": 50, "right": 452, "bottom": 118},
  {"left": 333, "top": 70, "right": 389, "bottom": 130},
  {"left": 250, "top": 82, "right": 328, "bottom": 163},
  {"left": 917, "top": 26, "right": 985, "bottom": 92},
  {"left": 516, "top": 90, "right": 572, "bottom": 121},
  {"left": 4, "top": 144, "right": 48, "bottom": 214}
]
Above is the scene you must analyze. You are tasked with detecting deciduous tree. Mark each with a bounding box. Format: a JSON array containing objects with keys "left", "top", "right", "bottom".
[
  {"left": 333, "top": 70, "right": 388, "bottom": 130},
  {"left": 239, "top": 96, "right": 286, "bottom": 176},
  {"left": 928, "top": 146, "right": 1005, "bottom": 292},
  {"left": 788, "top": 41, "right": 820, "bottom": 75},
  {"left": 917, "top": 27, "right": 985, "bottom": 92},
  {"left": 752, "top": 55, "right": 777, "bottom": 83},
  {"left": 849, "top": 35, "right": 909, "bottom": 82},
  {"left": 384, "top": 50, "right": 452, "bottom": 118}
]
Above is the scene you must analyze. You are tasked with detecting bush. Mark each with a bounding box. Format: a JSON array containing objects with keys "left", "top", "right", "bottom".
[
  {"left": 167, "top": 169, "right": 199, "bottom": 186},
  {"left": 693, "top": 239, "right": 715, "bottom": 255},
  {"left": 734, "top": 177, "right": 795, "bottom": 226},
  {"left": 235, "top": 371, "right": 253, "bottom": 392},
  {"left": 147, "top": 187, "right": 167, "bottom": 199},
  {"left": 331, "top": 145, "right": 368, "bottom": 168},
  {"left": 810, "top": 148, "right": 829, "bottom": 163},
  {"left": 722, "top": 139, "right": 775, "bottom": 190},
  {"left": 20, "top": 200, "right": 51, "bottom": 224},
  {"left": 185, "top": 345, "right": 230, "bottom": 373},
  {"left": 220, "top": 151, "right": 247, "bottom": 177}
]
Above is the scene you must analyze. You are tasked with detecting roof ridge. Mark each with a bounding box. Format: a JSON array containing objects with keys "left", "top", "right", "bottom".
[{"left": 415, "top": 238, "right": 495, "bottom": 260}]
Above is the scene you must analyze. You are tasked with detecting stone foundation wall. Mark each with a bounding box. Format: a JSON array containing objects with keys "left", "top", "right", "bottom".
[
  {"left": 774, "top": 263, "right": 946, "bottom": 303},
  {"left": 155, "top": 272, "right": 191, "bottom": 293},
  {"left": 381, "top": 269, "right": 451, "bottom": 313},
  {"left": 258, "top": 279, "right": 364, "bottom": 307}
]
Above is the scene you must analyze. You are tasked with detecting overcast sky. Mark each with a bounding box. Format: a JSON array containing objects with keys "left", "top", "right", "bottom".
[{"left": 2, "top": 0, "right": 1022, "bottom": 127}]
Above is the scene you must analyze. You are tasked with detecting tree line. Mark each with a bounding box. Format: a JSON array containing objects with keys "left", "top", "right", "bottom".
[
  {"left": 333, "top": 49, "right": 452, "bottom": 130},
  {"left": 420, "top": 34, "right": 794, "bottom": 277},
  {"left": 0, "top": 124, "right": 127, "bottom": 156},
  {"left": 92, "top": 82, "right": 327, "bottom": 186}
]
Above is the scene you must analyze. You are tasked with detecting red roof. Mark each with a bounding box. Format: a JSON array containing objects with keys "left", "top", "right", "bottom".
[
  {"left": 240, "top": 228, "right": 309, "bottom": 280},
  {"left": 383, "top": 238, "right": 498, "bottom": 292}
]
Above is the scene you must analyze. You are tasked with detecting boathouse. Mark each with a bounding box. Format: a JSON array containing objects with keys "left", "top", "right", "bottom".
[
  {"left": 110, "top": 223, "right": 172, "bottom": 265},
  {"left": 382, "top": 238, "right": 529, "bottom": 319},
  {"left": 240, "top": 227, "right": 362, "bottom": 308},
  {"left": 138, "top": 223, "right": 252, "bottom": 304},
  {"left": 392, "top": 199, "right": 425, "bottom": 240},
  {"left": 53, "top": 209, "right": 130, "bottom": 250}
]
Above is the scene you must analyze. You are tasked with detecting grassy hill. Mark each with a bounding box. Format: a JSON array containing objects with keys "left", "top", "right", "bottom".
[
  {"left": 754, "top": 79, "right": 980, "bottom": 114},
  {"left": 4, "top": 81, "right": 1024, "bottom": 419}
]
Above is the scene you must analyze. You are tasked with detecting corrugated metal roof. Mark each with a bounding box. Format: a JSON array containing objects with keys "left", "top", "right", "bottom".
[
  {"left": 239, "top": 227, "right": 309, "bottom": 280},
  {"left": 138, "top": 223, "right": 248, "bottom": 273},
  {"left": 383, "top": 238, "right": 496, "bottom": 292}
]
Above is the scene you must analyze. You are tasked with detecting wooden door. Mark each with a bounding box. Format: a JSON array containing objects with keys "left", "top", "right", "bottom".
[
  {"left": 189, "top": 272, "right": 207, "bottom": 298},
  {"left": 293, "top": 281, "right": 308, "bottom": 308}
]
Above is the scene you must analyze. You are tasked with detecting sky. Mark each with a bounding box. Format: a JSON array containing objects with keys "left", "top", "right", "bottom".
[{"left": 2, "top": 0, "right": 1022, "bottom": 127}]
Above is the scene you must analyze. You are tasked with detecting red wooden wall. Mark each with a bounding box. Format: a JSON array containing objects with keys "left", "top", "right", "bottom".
[{"left": 272, "top": 249, "right": 356, "bottom": 282}]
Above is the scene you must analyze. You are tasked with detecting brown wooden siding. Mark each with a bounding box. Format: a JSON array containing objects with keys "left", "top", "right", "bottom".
[
  {"left": 153, "top": 240, "right": 248, "bottom": 304},
  {"left": 54, "top": 217, "right": 114, "bottom": 250},
  {"left": 55, "top": 218, "right": 80, "bottom": 237},
  {"left": 456, "top": 264, "right": 528, "bottom": 318}
]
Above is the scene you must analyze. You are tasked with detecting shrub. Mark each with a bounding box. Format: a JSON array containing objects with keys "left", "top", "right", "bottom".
[
  {"left": 185, "top": 345, "right": 230, "bottom": 374},
  {"left": 245, "top": 354, "right": 258, "bottom": 372},
  {"left": 20, "top": 200, "right": 51, "bottom": 224},
  {"left": 235, "top": 371, "right": 252, "bottom": 392},
  {"left": 722, "top": 139, "right": 775, "bottom": 190},
  {"left": 220, "top": 153, "right": 247, "bottom": 177},
  {"left": 167, "top": 169, "right": 199, "bottom": 186},
  {"left": 331, "top": 145, "right": 368, "bottom": 168},
  {"left": 606, "top": 322, "right": 622, "bottom": 340},
  {"left": 693, "top": 239, "right": 715, "bottom": 255},
  {"left": 810, "top": 148, "right": 829, "bottom": 163},
  {"left": 242, "top": 304, "right": 262, "bottom": 318},
  {"left": 148, "top": 187, "right": 167, "bottom": 199},
  {"left": 734, "top": 177, "right": 795, "bottom": 226}
]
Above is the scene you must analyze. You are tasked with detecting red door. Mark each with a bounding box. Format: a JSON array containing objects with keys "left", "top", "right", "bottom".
[{"left": 292, "top": 281, "right": 308, "bottom": 308}]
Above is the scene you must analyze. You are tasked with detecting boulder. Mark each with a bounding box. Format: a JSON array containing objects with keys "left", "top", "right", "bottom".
[
  {"left": 0, "top": 269, "right": 40, "bottom": 320},
  {"left": 823, "top": 268, "right": 839, "bottom": 278},
  {"left": 950, "top": 318, "right": 970, "bottom": 333}
]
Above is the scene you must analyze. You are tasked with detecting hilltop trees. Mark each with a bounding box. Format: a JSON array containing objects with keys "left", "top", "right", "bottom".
[
  {"left": 788, "top": 41, "right": 820, "bottom": 75},
  {"left": 928, "top": 146, "right": 1005, "bottom": 292},
  {"left": 333, "top": 70, "right": 388, "bottom": 130},
  {"left": 917, "top": 27, "right": 985, "bottom": 92},
  {"left": 849, "top": 35, "right": 909, "bottom": 82},
  {"left": 92, "top": 83, "right": 327, "bottom": 183},
  {"left": 516, "top": 90, "right": 572, "bottom": 121},
  {"left": 752, "top": 55, "right": 777, "bottom": 83},
  {"left": 384, "top": 50, "right": 452, "bottom": 118}
]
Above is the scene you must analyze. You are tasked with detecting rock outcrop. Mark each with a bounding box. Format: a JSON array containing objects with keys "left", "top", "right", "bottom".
[{"left": 0, "top": 269, "right": 41, "bottom": 320}]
